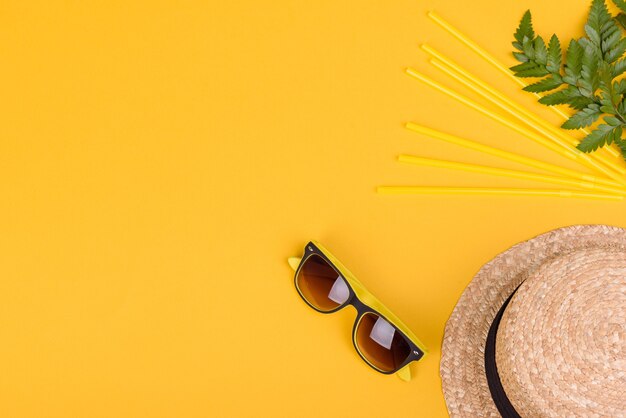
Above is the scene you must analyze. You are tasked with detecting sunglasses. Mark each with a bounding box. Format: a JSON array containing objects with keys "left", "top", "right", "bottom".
[{"left": 288, "top": 241, "right": 427, "bottom": 381}]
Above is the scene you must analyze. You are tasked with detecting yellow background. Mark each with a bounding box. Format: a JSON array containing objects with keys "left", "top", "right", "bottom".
[{"left": 1, "top": 1, "right": 625, "bottom": 417}]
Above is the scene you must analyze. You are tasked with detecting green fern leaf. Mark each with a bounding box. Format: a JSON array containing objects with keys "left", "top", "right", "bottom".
[
  {"left": 534, "top": 37, "right": 548, "bottom": 65},
  {"left": 546, "top": 35, "right": 562, "bottom": 73},
  {"left": 585, "top": 24, "right": 601, "bottom": 46},
  {"left": 586, "top": 0, "right": 612, "bottom": 38},
  {"left": 569, "top": 96, "right": 597, "bottom": 110},
  {"left": 564, "top": 40, "right": 584, "bottom": 82},
  {"left": 538, "top": 86, "right": 582, "bottom": 105},
  {"left": 561, "top": 104, "right": 601, "bottom": 129},
  {"left": 511, "top": 61, "right": 550, "bottom": 77},
  {"left": 522, "top": 38, "right": 535, "bottom": 60},
  {"left": 578, "top": 123, "right": 622, "bottom": 152},
  {"left": 615, "top": 79, "right": 626, "bottom": 94},
  {"left": 511, "top": 3, "right": 626, "bottom": 157},
  {"left": 579, "top": 45, "right": 600, "bottom": 96},
  {"left": 612, "top": 57, "right": 626, "bottom": 77},
  {"left": 601, "top": 24, "right": 621, "bottom": 52},
  {"left": 510, "top": 61, "right": 537, "bottom": 72},
  {"left": 605, "top": 38, "right": 626, "bottom": 63},
  {"left": 514, "top": 11, "right": 535, "bottom": 44},
  {"left": 616, "top": 13, "right": 626, "bottom": 30},
  {"left": 515, "top": 65, "right": 550, "bottom": 78},
  {"left": 523, "top": 74, "right": 563, "bottom": 93},
  {"left": 513, "top": 52, "right": 528, "bottom": 62},
  {"left": 605, "top": 115, "right": 623, "bottom": 126}
]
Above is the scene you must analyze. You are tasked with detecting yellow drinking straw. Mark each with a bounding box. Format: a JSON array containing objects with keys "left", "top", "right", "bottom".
[
  {"left": 427, "top": 59, "right": 626, "bottom": 183},
  {"left": 405, "top": 68, "right": 626, "bottom": 185},
  {"left": 426, "top": 10, "right": 623, "bottom": 159},
  {"left": 421, "top": 44, "right": 626, "bottom": 175},
  {"left": 397, "top": 155, "right": 626, "bottom": 195},
  {"left": 377, "top": 186, "right": 623, "bottom": 201},
  {"left": 405, "top": 68, "right": 574, "bottom": 158},
  {"left": 427, "top": 58, "right": 626, "bottom": 177},
  {"left": 405, "top": 122, "right": 624, "bottom": 187}
]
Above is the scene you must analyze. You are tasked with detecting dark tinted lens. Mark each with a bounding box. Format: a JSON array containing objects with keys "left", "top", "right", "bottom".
[
  {"left": 355, "top": 312, "right": 411, "bottom": 372},
  {"left": 296, "top": 254, "right": 350, "bottom": 311}
]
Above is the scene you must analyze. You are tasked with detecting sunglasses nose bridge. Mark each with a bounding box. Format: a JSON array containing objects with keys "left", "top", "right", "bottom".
[{"left": 349, "top": 301, "right": 367, "bottom": 336}]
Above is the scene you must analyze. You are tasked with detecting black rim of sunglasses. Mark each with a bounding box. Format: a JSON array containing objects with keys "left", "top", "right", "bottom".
[{"left": 293, "top": 242, "right": 425, "bottom": 375}]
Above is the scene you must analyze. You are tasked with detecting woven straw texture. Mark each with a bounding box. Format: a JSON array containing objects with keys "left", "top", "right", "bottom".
[{"left": 440, "top": 225, "right": 626, "bottom": 418}]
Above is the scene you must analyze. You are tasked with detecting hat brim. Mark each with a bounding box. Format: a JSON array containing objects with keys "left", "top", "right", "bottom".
[{"left": 440, "top": 224, "right": 626, "bottom": 417}]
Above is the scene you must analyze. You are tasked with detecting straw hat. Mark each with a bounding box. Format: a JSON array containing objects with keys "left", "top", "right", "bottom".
[{"left": 441, "top": 225, "right": 626, "bottom": 418}]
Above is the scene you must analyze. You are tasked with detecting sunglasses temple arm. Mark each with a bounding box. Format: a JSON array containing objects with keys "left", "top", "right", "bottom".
[
  {"left": 287, "top": 257, "right": 302, "bottom": 271},
  {"left": 396, "top": 364, "right": 411, "bottom": 381}
]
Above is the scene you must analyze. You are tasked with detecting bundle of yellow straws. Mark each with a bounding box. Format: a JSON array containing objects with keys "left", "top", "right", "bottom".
[{"left": 378, "top": 11, "right": 626, "bottom": 201}]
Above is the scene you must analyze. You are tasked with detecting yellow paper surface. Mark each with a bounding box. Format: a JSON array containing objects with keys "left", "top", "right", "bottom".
[{"left": 0, "top": 1, "right": 624, "bottom": 416}]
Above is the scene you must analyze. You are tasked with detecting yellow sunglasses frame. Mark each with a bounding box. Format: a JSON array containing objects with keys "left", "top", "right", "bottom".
[{"left": 288, "top": 241, "right": 427, "bottom": 381}]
